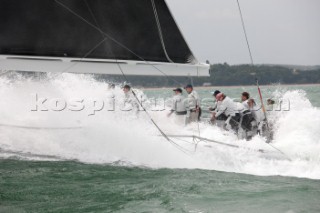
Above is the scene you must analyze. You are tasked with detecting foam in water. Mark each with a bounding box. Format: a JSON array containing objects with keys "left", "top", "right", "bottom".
[{"left": 0, "top": 73, "right": 319, "bottom": 179}]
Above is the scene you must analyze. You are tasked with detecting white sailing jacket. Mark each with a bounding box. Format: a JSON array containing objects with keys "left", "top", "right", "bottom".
[
  {"left": 187, "top": 90, "right": 200, "bottom": 110},
  {"left": 250, "top": 105, "right": 265, "bottom": 124},
  {"left": 172, "top": 94, "right": 188, "bottom": 113},
  {"left": 237, "top": 100, "right": 249, "bottom": 113},
  {"left": 215, "top": 96, "right": 238, "bottom": 118}
]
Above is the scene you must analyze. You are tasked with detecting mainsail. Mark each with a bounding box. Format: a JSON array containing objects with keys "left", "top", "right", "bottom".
[{"left": 0, "top": 0, "right": 209, "bottom": 76}]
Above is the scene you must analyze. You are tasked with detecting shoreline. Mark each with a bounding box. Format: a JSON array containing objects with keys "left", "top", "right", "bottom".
[{"left": 141, "top": 83, "right": 320, "bottom": 90}]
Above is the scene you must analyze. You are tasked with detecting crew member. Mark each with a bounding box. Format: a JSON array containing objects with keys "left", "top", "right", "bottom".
[
  {"left": 185, "top": 84, "right": 201, "bottom": 124},
  {"left": 212, "top": 93, "right": 240, "bottom": 132},
  {"left": 248, "top": 98, "right": 266, "bottom": 135},
  {"left": 107, "top": 83, "right": 116, "bottom": 111},
  {"left": 209, "top": 90, "right": 221, "bottom": 112},
  {"left": 209, "top": 90, "right": 228, "bottom": 126},
  {"left": 167, "top": 88, "right": 187, "bottom": 125},
  {"left": 108, "top": 83, "right": 115, "bottom": 90},
  {"left": 266, "top": 98, "right": 276, "bottom": 111},
  {"left": 238, "top": 92, "right": 255, "bottom": 139},
  {"left": 241, "top": 92, "right": 250, "bottom": 110},
  {"left": 122, "top": 85, "right": 139, "bottom": 113}
]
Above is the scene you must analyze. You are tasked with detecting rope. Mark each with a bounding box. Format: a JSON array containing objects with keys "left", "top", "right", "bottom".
[
  {"left": 267, "top": 143, "right": 292, "bottom": 161},
  {"left": 151, "top": 0, "right": 174, "bottom": 63}
]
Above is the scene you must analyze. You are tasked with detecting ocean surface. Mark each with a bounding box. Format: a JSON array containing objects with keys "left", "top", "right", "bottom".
[{"left": 0, "top": 73, "right": 320, "bottom": 212}]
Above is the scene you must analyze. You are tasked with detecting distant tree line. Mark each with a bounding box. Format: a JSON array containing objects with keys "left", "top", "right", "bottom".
[{"left": 96, "top": 63, "right": 320, "bottom": 87}]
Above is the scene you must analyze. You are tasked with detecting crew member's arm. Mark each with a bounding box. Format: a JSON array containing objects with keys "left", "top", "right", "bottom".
[
  {"left": 167, "top": 109, "right": 174, "bottom": 117},
  {"left": 194, "top": 92, "right": 200, "bottom": 112},
  {"left": 209, "top": 102, "right": 217, "bottom": 111},
  {"left": 215, "top": 102, "right": 227, "bottom": 118},
  {"left": 211, "top": 112, "right": 216, "bottom": 122}
]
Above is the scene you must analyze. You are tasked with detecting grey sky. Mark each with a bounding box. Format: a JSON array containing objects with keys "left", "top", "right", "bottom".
[{"left": 167, "top": 0, "right": 320, "bottom": 65}]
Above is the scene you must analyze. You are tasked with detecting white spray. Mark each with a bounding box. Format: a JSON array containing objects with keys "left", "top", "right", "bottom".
[{"left": 0, "top": 73, "right": 319, "bottom": 179}]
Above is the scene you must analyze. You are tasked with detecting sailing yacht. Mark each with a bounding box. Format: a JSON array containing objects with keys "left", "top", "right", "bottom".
[{"left": 0, "top": 0, "right": 283, "bottom": 159}]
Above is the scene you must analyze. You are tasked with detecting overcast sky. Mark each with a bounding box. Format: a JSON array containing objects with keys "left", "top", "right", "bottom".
[{"left": 167, "top": 0, "right": 320, "bottom": 65}]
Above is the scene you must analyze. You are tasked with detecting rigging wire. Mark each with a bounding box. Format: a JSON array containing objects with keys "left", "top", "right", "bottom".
[
  {"left": 236, "top": 0, "right": 254, "bottom": 66},
  {"left": 151, "top": 0, "right": 174, "bottom": 63}
]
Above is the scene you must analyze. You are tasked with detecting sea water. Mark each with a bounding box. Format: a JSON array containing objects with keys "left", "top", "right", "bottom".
[{"left": 0, "top": 73, "right": 319, "bottom": 212}]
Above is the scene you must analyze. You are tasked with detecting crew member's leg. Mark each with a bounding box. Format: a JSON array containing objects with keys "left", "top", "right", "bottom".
[
  {"left": 228, "top": 113, "right": 241, "bottom": 132},
  {"left": 214, "top": 114, "right": 228, "bottom": 128},
  {"left": 186, "top": 110, "right": 199, "bottom": 124}
]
